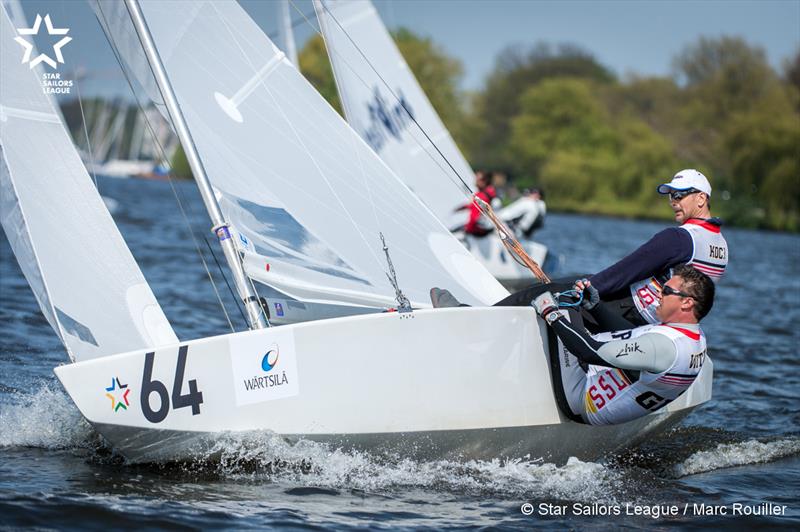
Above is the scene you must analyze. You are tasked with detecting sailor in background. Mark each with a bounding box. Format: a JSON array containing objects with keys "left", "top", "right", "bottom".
[
  {"left": 454, "top": 170, "right": 501, "bottom": 237},
  {"left": 497, "top": 169, "right": 728, "bottom": 329},
  {"left": 498, "top": 187, "right": 547, "bottom": 239},
  {"left": 532, "top": 265, "right": 714, "bottom": 426}
]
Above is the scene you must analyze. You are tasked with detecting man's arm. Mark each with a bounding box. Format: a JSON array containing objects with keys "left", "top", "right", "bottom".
[
  {"left": 587, "top": 303, "right": 638, "bottom": 332},
  {"left": 589, "top": 228, "right": 693, "bottom": 297},
  {"left": 532, "top": 293, "right": 676, "bottom": 373}
]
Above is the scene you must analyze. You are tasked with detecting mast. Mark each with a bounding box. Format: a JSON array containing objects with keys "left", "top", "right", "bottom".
[
  {"left": 279, "top": 0, "right": 299, "bottom": 67},
  {"left": 123, "top": 0, "right": 267, "bottom": 330}
]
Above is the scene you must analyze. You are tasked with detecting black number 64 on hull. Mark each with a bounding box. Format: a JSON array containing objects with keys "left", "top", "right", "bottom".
[{"left": 140, "top": 346, "right": 204, "bottom": 423}]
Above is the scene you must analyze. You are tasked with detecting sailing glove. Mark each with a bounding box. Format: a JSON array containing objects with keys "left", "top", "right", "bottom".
[{"left": 575, "top": 279, "right": 600, "bottom": 310}]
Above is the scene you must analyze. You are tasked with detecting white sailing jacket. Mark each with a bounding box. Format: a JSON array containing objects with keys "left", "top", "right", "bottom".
[
  {"left": 631, "top": 219, "right": 728, "bottom": 324},
  {"left": 582, "top": 324, "right": 707, "bottom": 425}
]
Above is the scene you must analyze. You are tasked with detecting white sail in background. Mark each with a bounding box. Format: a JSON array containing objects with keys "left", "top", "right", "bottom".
[
  {"left": 0, "top": 8, "right": 177, "bottom": 361},
  {"left": 314, "top": 0, "right": 476, "bottom": 224},
  {"left": 94, "top": 0, "right": 507, "bottom": 308}
]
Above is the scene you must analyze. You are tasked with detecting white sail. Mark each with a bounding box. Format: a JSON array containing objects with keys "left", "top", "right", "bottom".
[
  {"left": 94, "top": 0, "right": 507, "bottom": 308},
  {"left": 0, "top": 7, "right": 177, "bottom": 361},
  {"left": 314, "top": 0, "right": 476, "bottom": 224}
]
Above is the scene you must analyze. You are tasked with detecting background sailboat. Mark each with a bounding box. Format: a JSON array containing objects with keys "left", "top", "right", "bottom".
[{"left": 313, "top": 0, "right": 548, "bottom": 287}]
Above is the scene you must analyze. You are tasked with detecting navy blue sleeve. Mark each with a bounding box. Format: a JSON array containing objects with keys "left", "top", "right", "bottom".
[{"left": 589, "top": 228, "right": 693, "bottom": 297}]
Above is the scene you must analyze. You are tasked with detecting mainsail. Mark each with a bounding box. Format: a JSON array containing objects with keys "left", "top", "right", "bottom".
[
  {"left": 0, "top": 7, "right": 177, "bottom": 361},
  {"left": 94, "top": 0, "right": 508, "bottom": 308},
  {"left": 314, "top": 0, "right": 476, "bottom": 224}
]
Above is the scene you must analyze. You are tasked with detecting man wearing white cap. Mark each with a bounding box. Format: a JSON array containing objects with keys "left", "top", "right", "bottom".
[
  {"left": 586, "top": 169, "right": 729, "bottom": 326},
  {"left": 434, "top": 169, "right": 729, "bottom": 329}
]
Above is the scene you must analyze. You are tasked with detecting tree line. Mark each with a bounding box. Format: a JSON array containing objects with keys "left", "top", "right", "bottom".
[{"left": 299, "top": 32, "right": 800, "bottom": 232}]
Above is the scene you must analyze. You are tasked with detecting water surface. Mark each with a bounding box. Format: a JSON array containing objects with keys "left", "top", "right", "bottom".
[{"left": 1, "top": 176, "right": 798, "bottom": 529}]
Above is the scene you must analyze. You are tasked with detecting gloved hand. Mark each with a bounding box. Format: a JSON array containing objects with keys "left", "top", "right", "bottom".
[
  {"left": 574, "top": 279, "right": 600, "bottom": 310},
  {"left": 532, "top": 292, "right": 562, "bottom": 324}
]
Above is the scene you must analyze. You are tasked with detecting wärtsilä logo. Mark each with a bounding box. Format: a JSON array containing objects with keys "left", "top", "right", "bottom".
[
  {"left": 243, "top": 345, "right": 288, "bottom": 392},
  {"left": 14, "top": 14, "right": 71, "bottom": 69},
  {"left": 261, "top": 346, "right": 279, "bottom": 372}
]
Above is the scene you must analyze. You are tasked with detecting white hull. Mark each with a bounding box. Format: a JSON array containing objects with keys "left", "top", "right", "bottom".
[
  {"left": 55, "top": 307, "right": 712, "bottom": 464},
  {"left": 85, "top": 159, "right": 155, "bottom": 178},
  {"left": 458, "top": 233, "right": 548, "bottom": 289}
]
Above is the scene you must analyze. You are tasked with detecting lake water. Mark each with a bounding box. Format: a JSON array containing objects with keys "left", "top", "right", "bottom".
[{"left": 1, "top": 176, "right": 798, "bottom": 529}]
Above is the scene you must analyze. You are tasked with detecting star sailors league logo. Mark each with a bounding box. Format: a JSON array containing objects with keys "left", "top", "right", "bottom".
[
  {"left": 105, "top": 377, "right": 131, "bottom": 412},
  {"left": 14, "top": 14, "right": 72, "bottom": 69},
  {"left": 13, "top": 14, "right": 74, "bottom": 95}
]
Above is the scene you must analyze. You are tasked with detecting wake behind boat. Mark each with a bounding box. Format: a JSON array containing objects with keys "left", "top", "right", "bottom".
[{"left": 0, "top": 0, "right": 711, "bottom": 465}]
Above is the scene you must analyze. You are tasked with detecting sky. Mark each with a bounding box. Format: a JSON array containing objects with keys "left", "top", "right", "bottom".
[{"left": 3, "top": 0, "right": 799, "bottom": 101}]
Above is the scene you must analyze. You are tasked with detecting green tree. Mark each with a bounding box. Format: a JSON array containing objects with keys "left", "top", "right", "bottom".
[
  {"left": 670, "top": 37, "right": 799, "bottom": 229},
  {"left": 509, "top": 78, "right": 679, "bottom": 216},
  {"left": 722, "top": 91, "right": 800, "bottom": 230},
  {"left": 784, "top": 49, "right": 800, "bottom": 92},
  {"left": 170, "top": 144, "right": 192, "bottom": 179},
  {"left": 393, "top": 28, "right": 467, "bottom": 145},
  {"left": 467, "top": 43, "right": 615, "bottom": 170},
  {"left": 673, "top": 36, "right": 776, "bottom": 123},
  {"left": 299, "top": 35, "right": 342, "bottom": 114},
  {"left": 509, "top": 78, "right": 617, "bottom": 180}
]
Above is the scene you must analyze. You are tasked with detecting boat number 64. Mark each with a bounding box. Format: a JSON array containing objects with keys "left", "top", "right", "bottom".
[{"left": 140, "top": 346, "right": 204, "bottom": 423}]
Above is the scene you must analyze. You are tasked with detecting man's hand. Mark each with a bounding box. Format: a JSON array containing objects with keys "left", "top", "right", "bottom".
[
  {"left": 532, "top": 292, "right": 561, "bottom": 324},
  {"left": 574, "top": 279, "right": 600, "bottom": 310}
]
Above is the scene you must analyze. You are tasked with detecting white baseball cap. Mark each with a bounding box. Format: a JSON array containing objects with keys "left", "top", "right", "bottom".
[{"left": 657, "top": 169, "right": 712, "bottom": 196}]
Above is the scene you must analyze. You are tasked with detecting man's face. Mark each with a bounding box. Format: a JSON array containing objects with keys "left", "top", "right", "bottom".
[
  {"left": 656, "top": 276, "right": 692, "bottom": 322},
  {"left": 669, "top": 191, "right": 705, "bottom": 223}
]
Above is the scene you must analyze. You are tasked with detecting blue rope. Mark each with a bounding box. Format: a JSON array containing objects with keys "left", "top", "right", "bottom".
[{"left": 556, "top": 289, "right": 584, "bottom": 308}]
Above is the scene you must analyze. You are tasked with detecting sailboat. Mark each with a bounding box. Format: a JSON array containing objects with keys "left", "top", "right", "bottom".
[
  {"left": 0, "top": 0, "right": 711, "bottom": 464},
  {"left": 313, "top": 0, "right": 548, "bottom": 287}
]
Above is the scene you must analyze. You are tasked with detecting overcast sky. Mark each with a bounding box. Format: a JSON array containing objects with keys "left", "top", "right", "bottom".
[{"left": 5, "top": 0, "right": 799, "bottom": 100}]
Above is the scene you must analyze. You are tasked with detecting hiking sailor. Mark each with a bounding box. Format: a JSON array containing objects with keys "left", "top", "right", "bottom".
[
  {"left": 589, "top": 169, "right": 728, "bottom": 325},
  {"left": 498, "top": 187, "right": 546, "bottom": 239},
  {"left": 532, "top": 265, "right": 714, "bottom": 425},
  {"left": 491, "top": 169, "right": 728, "bottom": 328}
]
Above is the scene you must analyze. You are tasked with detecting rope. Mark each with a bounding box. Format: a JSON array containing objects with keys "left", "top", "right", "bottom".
[{"left": 204, "top": 236, "right": 248, "bottom": 324}]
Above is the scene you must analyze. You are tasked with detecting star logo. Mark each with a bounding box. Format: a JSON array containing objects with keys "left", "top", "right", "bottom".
[
  {"left": 14, "top": 14, "right": 72, "bottom": 69},
  {"left": 105, "top": 377, "right": 131, "bottom": 412}
]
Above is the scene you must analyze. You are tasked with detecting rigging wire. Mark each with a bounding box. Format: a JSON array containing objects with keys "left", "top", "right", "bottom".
[
  {"left": 293, "top": 1, "right": 548, "bottom": 281},
  {"left": 93, "top": 1, "right": 237, "bottom": 333},
  {"left": 72, "top": 71, "right": 99, "bottom": 190},
  {"left": 204, "top": 236, "right": 248, "bottom": 324}
]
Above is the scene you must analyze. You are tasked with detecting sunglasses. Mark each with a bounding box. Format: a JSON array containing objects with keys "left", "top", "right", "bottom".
[
  {"left": 668, "top": 188, "right": 700, "bottom": 202},
  {"left": 662, "top": 285, "right": 694, "bottom": 299}
]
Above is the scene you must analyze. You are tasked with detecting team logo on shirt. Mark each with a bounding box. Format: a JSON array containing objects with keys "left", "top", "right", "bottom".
[{"left": 616, "top": 342, "right": 642, "bottom": 358}]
